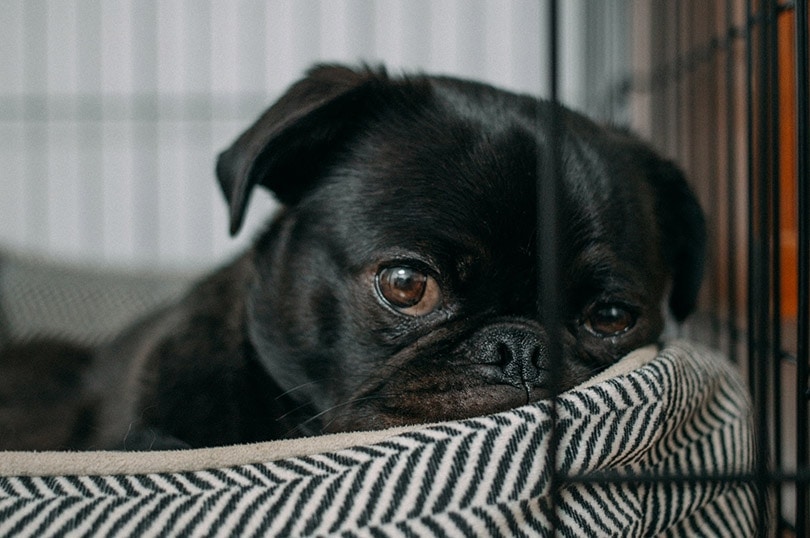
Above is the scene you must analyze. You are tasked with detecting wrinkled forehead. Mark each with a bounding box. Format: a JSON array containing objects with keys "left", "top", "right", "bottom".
[
  {"left": 296, "top": 94, "right": 657, "bottom": 276},
  {"left": 325, "top": 118, "right": 541, "bottom": 256}
]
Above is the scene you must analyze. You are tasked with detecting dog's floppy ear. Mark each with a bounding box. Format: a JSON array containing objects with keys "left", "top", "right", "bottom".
[
  {"left": 644, "top": 154, "right": 707, "bottom": 321},
  {"left": 216, "top": 64, "right": 385, "bottom": 235}
]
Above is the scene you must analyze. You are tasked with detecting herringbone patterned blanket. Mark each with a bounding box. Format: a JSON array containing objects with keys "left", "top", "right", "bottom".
[{"left": 0, "top": 341, "right": 758, "bottom": 537}]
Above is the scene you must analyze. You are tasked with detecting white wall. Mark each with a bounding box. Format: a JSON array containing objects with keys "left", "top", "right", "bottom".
[{"left": 0, "top": 0, "right": 627, "bottom": 271}]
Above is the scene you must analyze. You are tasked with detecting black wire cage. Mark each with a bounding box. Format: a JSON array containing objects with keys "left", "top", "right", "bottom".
[{"left": 597, "top": 0, "right": 809, "bottom": 534}]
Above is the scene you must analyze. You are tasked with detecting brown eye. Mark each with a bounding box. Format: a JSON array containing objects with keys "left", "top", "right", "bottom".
[
  {"left": 584, "top": 304, "right": 635, "bottom": 336},
  {"left": 376, "top": 266, "right": 441, "bottom": 316}
]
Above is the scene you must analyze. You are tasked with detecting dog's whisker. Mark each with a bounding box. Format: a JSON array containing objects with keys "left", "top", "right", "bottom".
[
  {"left": 281, "top": 395, "right": 387, "bottom": 438},
  {"left": 273, "top": 373, "right": 387, "bottom": 404},
  {"left": 274, "top": 379, "right": 323, "bottom": 401},
  {"left": 274, "top": 399, "right": 317, "bottom": 422},
  {"left": 274, "top": 385, "right": 386, "bottom": 424}
]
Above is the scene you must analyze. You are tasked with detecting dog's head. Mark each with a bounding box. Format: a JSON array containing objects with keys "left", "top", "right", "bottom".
[{"left": 216, "top": 65, "right": 705, "bottom": 435}]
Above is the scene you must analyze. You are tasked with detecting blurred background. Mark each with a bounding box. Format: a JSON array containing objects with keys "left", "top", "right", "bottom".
[{"left": 0, "top": 0, "right": 630, "bottom": 271}]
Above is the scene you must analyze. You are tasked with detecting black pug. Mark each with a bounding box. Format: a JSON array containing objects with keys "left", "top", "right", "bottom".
[{"left": 0, "top": 65, "right": 705, "bottom": 450}]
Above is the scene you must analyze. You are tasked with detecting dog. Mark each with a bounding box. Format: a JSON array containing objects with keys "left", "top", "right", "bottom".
[{"left": 0, "top": 65, "right": 705, "bottom": 450}]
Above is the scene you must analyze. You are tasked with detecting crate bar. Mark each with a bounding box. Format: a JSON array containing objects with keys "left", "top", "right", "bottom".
[
  {"left": 706, "top": 0, "right": 724, "bottom": 348},
  {"left": 675, "top": 0, "right": 683, "bottom": 160},
  {"left": 757, "top": 1, "right": 775, "bottom": 535},
  {"left": 540, "top": 0, "right": 563, "bottom": 529},
  {"left": 648, "top": 2, "right": 664, "bottom": 151},
  {"left": 539, "top": 1, "right": 562, "bottom": 382},
  {"left": 746, "top": 0, "right": 756, "bottom": 402},
  {"left": 794, "top": 0, "right": 809, "bottom": 533},
  {"left": 745, "top": 0, "right": 773, "bottom": 534},
  {"left": 745, "top": 0, "right": 758, "bottom": 416},
  {"left": 767, "top": 0, "right": 785, "bottom": 528},
  {"left": 726, "top": 0, "right": 740, "bottom": 364}
]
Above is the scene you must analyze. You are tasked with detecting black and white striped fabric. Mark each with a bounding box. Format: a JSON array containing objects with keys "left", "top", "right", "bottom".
[{"left": 0, "top": 341, "right": 758, "bottom": 537}]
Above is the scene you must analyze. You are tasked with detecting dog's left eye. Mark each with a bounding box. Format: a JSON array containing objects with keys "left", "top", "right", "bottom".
[
  {"left": 584, "top": 304, "right": 636, "bottom": 337},
  {"left": 376, "top": 266, "right": 442, "bottom": 316}
]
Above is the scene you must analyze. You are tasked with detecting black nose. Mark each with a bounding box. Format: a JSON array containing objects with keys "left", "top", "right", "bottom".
[{"left": 469, "top": 322, "right": 549, "bottom": 388}]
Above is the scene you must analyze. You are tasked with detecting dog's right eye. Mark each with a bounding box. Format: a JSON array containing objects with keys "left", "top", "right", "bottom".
[
  {"left": 583, "top": 303, "right": 636, "bottom": 337},
  {"left": 376, "top": 266, "right": 441, "bottom": 316}
]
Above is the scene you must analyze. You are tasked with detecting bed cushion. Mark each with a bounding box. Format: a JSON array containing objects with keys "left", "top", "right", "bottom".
[{"left": 0, "top": 341, "right": 758, "bottom": 537}]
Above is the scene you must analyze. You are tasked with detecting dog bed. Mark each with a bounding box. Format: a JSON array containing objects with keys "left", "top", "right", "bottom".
[
  {"left": 0, "top": 340, "right": 758, "bottom": 536},
  {"left": 0, "top": 250, "right": 196, "bottom": 347}
]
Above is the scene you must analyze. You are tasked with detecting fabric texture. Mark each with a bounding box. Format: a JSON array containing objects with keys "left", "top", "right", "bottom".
[
  {"left": 0, "top": 341, "right": 759, "bottom": 537},
  {"left": 0, "top": 250, "right": 195, "bottom": 346}
]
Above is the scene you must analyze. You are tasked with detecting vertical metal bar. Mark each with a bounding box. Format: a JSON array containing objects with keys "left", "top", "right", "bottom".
[
  {"left": 755, "top": 1, "right": 772, "bottom": 535},
  {"left": 794, "top": 0, "right": 809, "bottom": 533},
  {"left": 745, "top": 1, "right": 771, "bottom": 534},
  {"left": 649, "top": 1, "right": 664, "bottom": 150},
  {"left": 674, "top": 0, "right": 683, "bottom": 161},
  {"left": 726, "top": 0, "right": 740, "bottom": 364},
  {"left": 646, "top": 1, "right": 654, "bottom": 145},
  {"left": 767, "top": 0, "right": 783, "bottom": 527},
  {"left": 540, "top": 0, "right": 562, "bottom": 528},
  {"left": 746, "top": 0, "right": 757, "bottom": 416},
  {"left": 710, "top": 1, "right": 724, "bottom": 348}
]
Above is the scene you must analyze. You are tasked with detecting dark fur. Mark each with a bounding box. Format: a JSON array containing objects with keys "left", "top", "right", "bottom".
[{"left": 0, "top": 65, "right": 705, "bottom": 450}]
